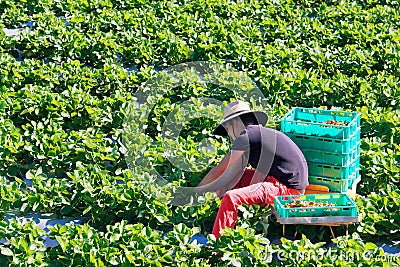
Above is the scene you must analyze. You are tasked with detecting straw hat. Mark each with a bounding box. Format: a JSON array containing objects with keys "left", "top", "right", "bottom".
[{"left": 213, "top": 100, "right": 268, "bottom": 136}]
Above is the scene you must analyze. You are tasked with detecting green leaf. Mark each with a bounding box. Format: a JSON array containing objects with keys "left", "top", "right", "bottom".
[
  {"left": 83, "top": 206, "right": 92, "bottom": 215},
  {"left": 364, "top": 242, "right": 377, "bottom": 250},
  {"left": 1, "top": 247, "right": 13, "bottom": 256},
  {"left": 60, "top": 205, "right": 73, "bottom": 215},
  {"left": 25, "top": 170, "right": 35, "bottom": 180},
  {"left": 155, "top": 215, "right": 165, "bottom": 223},
  {"left": 55, "top": 237, "right": 68, "bottom": 252}
]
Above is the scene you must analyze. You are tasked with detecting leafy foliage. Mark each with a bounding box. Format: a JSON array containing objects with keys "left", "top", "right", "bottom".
[
  {"left": 1, "top": 0, "right": 399, "bottom": 265},
  {"left": 356, "top": 185, "right": 400, "bottom": 242}
]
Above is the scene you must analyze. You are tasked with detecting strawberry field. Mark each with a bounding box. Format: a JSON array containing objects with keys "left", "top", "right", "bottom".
[{"left": 1, "top": 0, "right": 400, "bottom": 266}]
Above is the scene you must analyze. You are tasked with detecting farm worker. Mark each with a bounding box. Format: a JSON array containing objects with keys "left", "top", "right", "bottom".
[{"left": 197, "top": 100, "right": 308, "bottom": 238}]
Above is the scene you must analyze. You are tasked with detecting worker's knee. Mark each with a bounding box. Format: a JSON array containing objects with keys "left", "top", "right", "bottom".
[{"left": 221, "top": 190, "right": 239, "bottom": 207}]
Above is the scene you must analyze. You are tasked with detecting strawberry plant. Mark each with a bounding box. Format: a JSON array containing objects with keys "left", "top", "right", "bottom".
[
  {"left": 1, "top": 0, "right": 400, "bottom": 265},
  {"left": 356, "top": 185, "right": 400, "bottom": 242}
]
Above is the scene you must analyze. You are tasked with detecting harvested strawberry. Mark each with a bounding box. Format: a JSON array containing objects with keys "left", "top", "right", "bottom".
[
  {"left": 285, "top": 198, "right": 338, "bottom": 211},
  {"left": 325, "top": 120, "right": 345, "bottom": 125}
]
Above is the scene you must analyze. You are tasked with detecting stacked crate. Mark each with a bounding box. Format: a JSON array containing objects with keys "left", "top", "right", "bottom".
[{"left": 280, "top": 107, "right": 361, "bottom": 194}]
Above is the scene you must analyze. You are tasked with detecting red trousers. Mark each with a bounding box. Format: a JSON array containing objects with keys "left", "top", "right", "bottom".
[{"left": 212, "top": 168, "right": 300, "bottom": 238}]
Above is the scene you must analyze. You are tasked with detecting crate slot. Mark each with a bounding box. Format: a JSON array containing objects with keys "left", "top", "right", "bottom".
[
  {"left": 307, "top": 158, "right": 359, "bottom": 179},
  {"left": 301, "top": 145, "right": 360, "bottom": 166}
]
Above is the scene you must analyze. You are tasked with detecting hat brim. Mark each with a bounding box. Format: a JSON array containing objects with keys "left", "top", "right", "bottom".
[{"left": 213, "top": 110, "right": 268, "bottom": 136}]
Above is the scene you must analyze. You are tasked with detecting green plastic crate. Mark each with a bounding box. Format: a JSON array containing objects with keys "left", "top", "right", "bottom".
[
  {"left": 301, "top": 144, "right": 360, "bottom": 167},
  {"left": 308, "top": 158, "right": 360, "bottom": 178},
  {"left": 274, "top": 193, "right": 358, "bottom": 219},
  {"left": 281, "top": 108, "right": 360, "bottom": 139},
  {"left": 286, "top": 130, "right": 360, "bottom": 153},
  {"left": 308, "top": 171, "right": 359, "bottom": 192}
]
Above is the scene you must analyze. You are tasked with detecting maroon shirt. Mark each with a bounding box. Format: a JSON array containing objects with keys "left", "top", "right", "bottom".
[{"left": 231, "top": 125, "right": 309, "bottom": 190}]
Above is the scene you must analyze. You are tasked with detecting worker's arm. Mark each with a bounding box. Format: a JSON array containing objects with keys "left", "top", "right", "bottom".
[{"left": 196, "top": 150, "right": 246, "bottom": 196}]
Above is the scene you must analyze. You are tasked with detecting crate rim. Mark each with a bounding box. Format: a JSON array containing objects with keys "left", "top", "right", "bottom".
[
  {"left": 275, "top": 193, "right": 357, "bottom": 205},
  {"left": 284, "top": 107, "right": 360, "bottom": 117},
  {"left": 274, "top": 193, "right": 358, "bottom": 219}
]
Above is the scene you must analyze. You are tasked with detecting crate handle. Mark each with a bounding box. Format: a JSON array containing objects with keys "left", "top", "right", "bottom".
[{"left": 315, "top": 195, "right": 330, "bottom": 200}]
